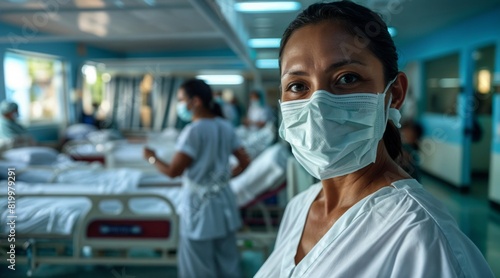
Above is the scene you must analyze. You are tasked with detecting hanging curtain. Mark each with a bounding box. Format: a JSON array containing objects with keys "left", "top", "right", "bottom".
[
  {"left": 151, "top": 76, "right": 183, "bottom": 131},
  {"left": 103, "top": 75, "right": 183, "bottom": 131},
  {"left": 104, "top": 75, "right": 142, "bottom": 130}
]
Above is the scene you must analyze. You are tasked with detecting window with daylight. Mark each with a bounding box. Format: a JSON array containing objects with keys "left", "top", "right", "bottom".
[{"left": 3, "top": 51, "right": 68, "bottom": 125}]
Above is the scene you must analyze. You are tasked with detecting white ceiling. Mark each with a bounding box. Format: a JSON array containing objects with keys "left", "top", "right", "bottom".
[{"left": 0, "top": 0, "right": 499, "bottom": 83}]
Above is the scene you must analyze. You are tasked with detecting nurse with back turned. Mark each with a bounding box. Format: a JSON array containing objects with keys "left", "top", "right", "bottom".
[{"left": 144, "top": 79, "right": 250, "bottom": 278}]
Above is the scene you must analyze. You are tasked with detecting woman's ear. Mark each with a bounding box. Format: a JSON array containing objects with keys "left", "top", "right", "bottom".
[
  {"left": 191, "top": 96, "right": 202, "bottom": 109},
  {"left": 390, "top": 72, "right": 408, "bottom": 109}
]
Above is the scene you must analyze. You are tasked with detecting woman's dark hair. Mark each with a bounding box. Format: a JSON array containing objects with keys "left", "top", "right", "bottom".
[
  {"left": 180, "top": 78, "right": 224, "bottom": 118},
  {"left": 279, "top": 0, "right": 402, "bottom": 160}
]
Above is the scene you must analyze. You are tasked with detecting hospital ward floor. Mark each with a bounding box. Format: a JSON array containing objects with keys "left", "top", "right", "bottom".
[{"left": 2, "top": 172, "right": 500, "bottom": 278}]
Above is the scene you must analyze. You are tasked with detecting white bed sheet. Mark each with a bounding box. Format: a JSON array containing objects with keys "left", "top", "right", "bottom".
[
  {"left": 0, "top": 157, "right": 180, "bottom": 189},
  {"left": 105, "top": 139, "right": 177, "bottom": 170},
  {"left": 230, "top": 142, "right": 291, "bottom": 207},
  {"left": 62, "top": 128, "right": 178, "bottom": 171},
  {"left": 235, "top": 123, "right": 276, "bottom": 159},
  {"left": 105, "top": 124, "right": 276, "bottom": 170}
]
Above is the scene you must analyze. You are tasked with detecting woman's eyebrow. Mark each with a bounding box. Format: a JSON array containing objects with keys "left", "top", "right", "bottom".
[
  {"left": 281, "top": 59, "right": 367, "bottom": 78},
  {"left": 326, "top": 59, "right": 367, "bottom": 71}
]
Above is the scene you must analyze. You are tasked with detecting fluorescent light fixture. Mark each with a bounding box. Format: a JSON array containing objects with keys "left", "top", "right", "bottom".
[
  {"left": 388, "top": 27, "right": 397, "bottom": 37},
  {"left": 248, "top": 38, "right": 281, "bottom": 48},
  {"left": 235, "top": 1, "right": 301, "bottom": 13},
  {"left": 256, "top": 59, "right": 279, "bottom": 69},
  {"left": 196, "top": 75, "right": 244, "bottom": 85}
]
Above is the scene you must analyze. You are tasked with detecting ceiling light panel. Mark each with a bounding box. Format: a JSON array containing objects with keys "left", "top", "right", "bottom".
[
  {"left": 248, "top": 38, "right": 281, "bottom": 48},
  {"left": 235, "top": 1, "right": 301, "bottom": 13}
]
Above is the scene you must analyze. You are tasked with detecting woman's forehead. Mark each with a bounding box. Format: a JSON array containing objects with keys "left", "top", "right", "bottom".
[
  {"left": 281, "top": 23, "right": 378, "bottom": 73},
  {"left": 177, "top": 88, "right": 187, "bottom": 98},
  {"left": 282, "top": 21, "right": 369, "bottom": 60}
]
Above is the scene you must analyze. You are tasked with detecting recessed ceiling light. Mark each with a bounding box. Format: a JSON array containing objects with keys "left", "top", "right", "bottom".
[
  {"left": 196, "top": 75, "right": 244, "bottom": 85},
  {"left": 256, "top": 59, "right": 279, "bottom": 69},
  {"left": 235, "top": 1, "right": 301, "bottom": 13},
  {"left": 248, "top": 38, "right": 281, "bottom": 48}
]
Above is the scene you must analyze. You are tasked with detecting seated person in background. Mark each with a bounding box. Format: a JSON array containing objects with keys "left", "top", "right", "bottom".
[
  {"left": 0, "top": 100, "right": 34, "bottom": 148},
  {"left": 243, "top": 90, "right": 273, "bottom": 130}
]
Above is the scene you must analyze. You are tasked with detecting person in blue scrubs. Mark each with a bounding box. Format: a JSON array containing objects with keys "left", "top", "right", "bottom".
[{"left": 144, "top": 79, "right": 250, "bottom": 278}]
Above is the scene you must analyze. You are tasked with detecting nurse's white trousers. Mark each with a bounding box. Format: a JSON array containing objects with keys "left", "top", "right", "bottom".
[{"left": 178, "top": 232, "right": 242, "bottom": 278}]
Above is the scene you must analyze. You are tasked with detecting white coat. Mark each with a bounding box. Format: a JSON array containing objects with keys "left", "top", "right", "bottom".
[{"left": 255, "top": 179, "right": 494, "bottom": 278}]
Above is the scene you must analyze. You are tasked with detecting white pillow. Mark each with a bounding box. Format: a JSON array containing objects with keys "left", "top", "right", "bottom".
[
  {"left": 65, "top": 124, "right": 97, "bottom": 140},
  {"left": 86, "top": 129, "right": 123, "bottom": 144},
  {"left": 2, "top": 146, "right": 59, "bottom": 165}
]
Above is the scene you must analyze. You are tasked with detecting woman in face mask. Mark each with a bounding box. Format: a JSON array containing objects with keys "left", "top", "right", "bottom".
[
  {"left": 144, "top": 79, "right": 250, "bottom": 278},
  {"left": 255, "top": 1, "right": 493, "bottom": 277}
]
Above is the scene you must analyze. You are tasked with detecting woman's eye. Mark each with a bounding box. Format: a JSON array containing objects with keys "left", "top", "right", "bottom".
[
  {"left": 287, "top": 83, "right": 308, "bottom": 93},
  {"left": 337, "top": 74, "right": 359, "bottom": 85}
]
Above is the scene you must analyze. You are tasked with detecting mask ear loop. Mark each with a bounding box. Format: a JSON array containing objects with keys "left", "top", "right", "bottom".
[{"left": 383, "top": 76, "right": 402, "bottom": 128}]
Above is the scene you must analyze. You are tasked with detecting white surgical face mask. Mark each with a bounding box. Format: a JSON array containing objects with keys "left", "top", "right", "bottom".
[
  {"left": 250, "top": 100, "right": 260, "bottom": 107},
  {"left": 177, "top": 101, "right": 193, "bottom": 122},
  {"left": 279, "top": 78, "right": 401, "bottom": 180}
]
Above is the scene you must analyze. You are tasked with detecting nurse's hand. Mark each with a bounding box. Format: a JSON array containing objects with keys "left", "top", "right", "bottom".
[{"left": 144, "top": 147, "right": 156, "bottom": 161}]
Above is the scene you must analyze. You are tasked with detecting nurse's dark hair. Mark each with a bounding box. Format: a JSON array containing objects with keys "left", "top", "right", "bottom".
[
  {"left": 180, "top": 78, "right": 224, "bottom": 118},
  {"left": 279, "top": 0, "right": 402, "bottom": 160}
]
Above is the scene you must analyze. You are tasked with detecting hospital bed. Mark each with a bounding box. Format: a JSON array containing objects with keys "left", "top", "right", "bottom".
[
  {"left": 103, "top": 123, "right": 276, "bottom": 171},
  {"left": 2, "top": 141, "right": 289, "bottom": 196},
  {"left": 61, "top": 126, "right": 125, "bottom": 163},
  {"left": 63, "top": 121, "right": 276, "bottom": 172},
  {"left": 62, "top": 127, "right": 180, "bottom": 171},
  {"left": 0, "top": 146, "right": 183, "bottom": 188},
  {"left": 0, "top": 181, "right": 179, "bottom": 276},
  {"left": 0, "top": 142, "right": 290, "bottom": 275}
]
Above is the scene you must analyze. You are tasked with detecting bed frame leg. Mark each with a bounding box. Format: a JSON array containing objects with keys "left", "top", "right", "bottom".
[
  {"left": 23, "top": 239, "right": 36, "bottom": 277},
  {"left": 256, "top": 202, "right": 274, "bottom": 233}
]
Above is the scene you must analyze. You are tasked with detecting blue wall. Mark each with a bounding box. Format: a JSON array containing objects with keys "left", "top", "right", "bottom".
[
  {"left": 398, "top": 5, "right": 500, "bottom": 123},
  {"left": 397, "top": 6, "right": 500, "bottom": 186},
  {"left": 399, "top": 6, "right": 500, "bottom": 68}
]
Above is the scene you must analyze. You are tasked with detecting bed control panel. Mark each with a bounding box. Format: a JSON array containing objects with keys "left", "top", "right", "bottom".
[{"left": 87, "top": 219, "right": 170, "bottom": 238}]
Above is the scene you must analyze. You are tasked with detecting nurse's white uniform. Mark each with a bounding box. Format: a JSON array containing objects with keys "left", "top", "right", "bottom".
[
  {"left": 256, "top": 179, "right": 494, "bottom": 278},
  {"left": 176, "top": 117, "right": 242, "bottom": 278}
]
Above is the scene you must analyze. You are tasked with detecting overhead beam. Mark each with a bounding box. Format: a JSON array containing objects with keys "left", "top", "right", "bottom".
[
  {"left": 0, "top": 3, "right": 192, "bottom": 15},
  {"left": 0, "top": 31, "right": 221, "bottom": 44},
  {"left": 90, "top": 56, "right": 247, "bottom": 73},
  {"left": 93, "top": 56, "right": 245, "bottom": 67},
  {"left": 186, "top": 0, "right": 261, "bottom": 85}
]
